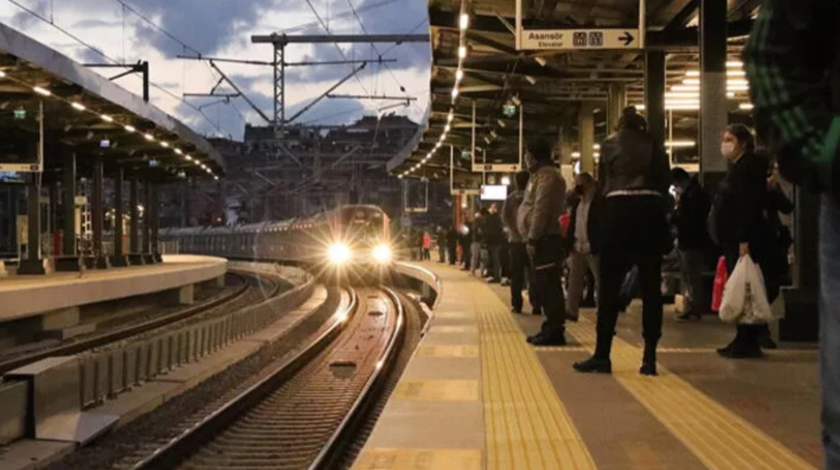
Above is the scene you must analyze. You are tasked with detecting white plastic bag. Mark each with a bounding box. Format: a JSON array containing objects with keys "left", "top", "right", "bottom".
[{"left": 718, "top": 255, "right": 775, "bottom": 324}]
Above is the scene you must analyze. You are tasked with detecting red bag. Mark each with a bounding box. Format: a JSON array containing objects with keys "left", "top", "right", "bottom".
[
  {"left": 711, "top": 256, "right": 728, "bottom": 312},
  {"left": 560, "top": 213, "right": 571, "bottom": 238}
]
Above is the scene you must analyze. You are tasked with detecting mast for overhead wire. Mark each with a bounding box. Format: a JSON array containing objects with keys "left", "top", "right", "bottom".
[{"left": 250, "top": 33, "right": 429, "bottom": 138}]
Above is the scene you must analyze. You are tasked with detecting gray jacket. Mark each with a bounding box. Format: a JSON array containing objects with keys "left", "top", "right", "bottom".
[
  {"left": 502, "top": 190, "right": 524, "bottom": 243},
  {"left": 517, "top": 163, "right": 566, "bottom": 243}
]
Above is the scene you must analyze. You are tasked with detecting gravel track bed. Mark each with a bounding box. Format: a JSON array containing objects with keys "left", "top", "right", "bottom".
[
  {"left": 176, "top": 287, "right": 395, "bottom": 470},
  {"left": 336, "top": 290, "right": 427, "bottom": 469},
  {"left": 45, "top": 285, "right": 342, "bottom": 470}
]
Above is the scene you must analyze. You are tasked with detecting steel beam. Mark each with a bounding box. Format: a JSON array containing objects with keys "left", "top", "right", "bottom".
[{"left": 251, "top": 34, "right": 429, "bottom": 44}]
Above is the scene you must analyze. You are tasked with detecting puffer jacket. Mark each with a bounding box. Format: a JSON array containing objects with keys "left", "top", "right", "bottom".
[
  {"left": 517, "top": 162, "right": 566, "bottom": 243},
  {"left": 599, "top": 128, "right": 670, "bottom": 196}
]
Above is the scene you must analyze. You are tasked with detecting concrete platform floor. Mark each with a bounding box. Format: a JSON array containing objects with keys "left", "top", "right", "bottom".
[{"left": 486, "top": 279, "right": 822, "bottom": 469}]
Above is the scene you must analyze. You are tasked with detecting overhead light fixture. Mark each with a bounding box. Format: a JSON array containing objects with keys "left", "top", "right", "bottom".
[
  {"left": 214, "top": 176, "right": 219, "bottom": 181},
  {"left": 535, "top": 57, "right": 547, "bottom": 67},
  {"left": 456, "top": 69, "right": 464, "bottom": 81},
  {"left": 459, "top": 13, "right": 469, "bottom": 30},
  {"left": 571, "top": 151, "right": 581, "bottom": 158},
  {"left": 447, "top": 113, "right": 454, "bottom": 122},
  {"left": 71, "top": 102, "right": 85, "bottom": 111},
  {"left": 525, "top": 75, "right": 537, "bottom": 85},
  {"left": 665, "top": 140, "right": 697, "bottom": 147},
  {"left": 185, "top": 155, "right": 193, "bottom": 161},
  {"left": 100, "top": 114, "right": 114, "bottom": 123},
  {"left": 593, "top": 143, "right": 601, "bottom": 150},
  {"left": 739, "top": 103, "right": 754, "bottom": 110},
  {"left": 458, "top": 45, "right": 467, "bottom": 59},
  {"left": 497, "top": 119, "right": 506, "bottom": 127},
  {"left": 124, "top": 125, "right": 136, "bottom": 133},
  {"left": 160, "top": 141, "right": 169, "bottom": 148},
  {"left": 445, "top": 124, "right": 451, "bottom": 132},
  {"left": 33, "top": 86, "right": 51, "bottom": 96},
  {"left": 144, "top": 133, "right": 155, "bottom": 141},
  {"left": 0, "top": 71, "right": 6, "bottom": 78},
  {"left": 451, "top": 88, "right": 459, "bottom": 98},
  {"left": 490, "top": 130, "right": 498, "bottom": 139},
  {"left": 511, "top": 95, "right": 521, "bottom": 106},
  {"left": 682, "top": 78, "right": 700, "bottom": 86},
  {"left": 726, "top": 61, "right": 744, "bottom": 68},
  {"left": 174, "top": 148, "right": 183, "bottom": 155}
]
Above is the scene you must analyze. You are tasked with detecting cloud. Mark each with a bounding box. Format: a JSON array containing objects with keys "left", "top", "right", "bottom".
[{"left": 129, "top": 0, "right": 277, "bottom": 56}]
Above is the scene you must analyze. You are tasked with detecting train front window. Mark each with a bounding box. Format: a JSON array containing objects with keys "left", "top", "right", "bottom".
[{"left": 341, "top": 209, "right": 384, "bottom": 244}]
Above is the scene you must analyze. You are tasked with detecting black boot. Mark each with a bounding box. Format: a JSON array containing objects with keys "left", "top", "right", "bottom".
[
  {"left": 573, "top": 356, "right": 612, "bottom": 373},
  {"left": 640, "top": 340, "right": 658, "bottom": 376},
  {"left": 758, "top": 324, "right": 777, "bottom": 349}
]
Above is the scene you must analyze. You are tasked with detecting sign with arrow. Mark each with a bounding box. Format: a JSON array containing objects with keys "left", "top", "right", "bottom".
[
  {"left": 518, "top": 28, "right": 640, "bottom": 51},
  {"left": 515, "top": 0, "right": 645, "bottom": 51}
]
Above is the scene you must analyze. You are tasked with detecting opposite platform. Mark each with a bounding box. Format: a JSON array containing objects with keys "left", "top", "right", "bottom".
[
  {"left": 355, "top": 262, "right": 822, "bottom": 470},
  {"left": 0, "top": 255, "right": 227, "bottom": 322}
]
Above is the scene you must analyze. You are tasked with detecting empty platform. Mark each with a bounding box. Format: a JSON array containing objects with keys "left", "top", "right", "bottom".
[
  {"left": 0, "top": 255, "right": 227, "bottom": 323},
  {"left": 354, "top": 263, "right": 821, "bottom": 470}
]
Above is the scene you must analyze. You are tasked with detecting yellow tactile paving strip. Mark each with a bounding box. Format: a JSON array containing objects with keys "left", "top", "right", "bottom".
[
  {"left": 566, "top": 319, "right": 818, "bottom": 470},
  {"left": 473, "top": 286, "right": 597, "bottom": 470}
]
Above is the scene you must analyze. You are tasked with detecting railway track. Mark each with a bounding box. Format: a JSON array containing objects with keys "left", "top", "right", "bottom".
[
  {"left": 0, "top": 269, "right": 285, "bottom": 375},
  {"left": 128, "top": 287, "right": 405, "bottom": 470}
]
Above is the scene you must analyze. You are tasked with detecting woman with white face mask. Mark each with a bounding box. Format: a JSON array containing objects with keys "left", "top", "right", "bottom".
[{"left": 710, "top": 124, "right": 772, "bottom": 358}]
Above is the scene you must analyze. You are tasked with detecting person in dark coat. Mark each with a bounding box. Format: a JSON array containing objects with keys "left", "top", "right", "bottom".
[
  {"left": 711, "top": 124, "right": 771, "bottom": 359},
  {"left": 671, "top": 168, "right": 712, "bottom": 321},
  {"left": 574, "top": 107, "right": 671, "bottom": 376},
  {"left": 485, "top": 204, "right": 504, "bottom": 283},
  {"left": 446, "top": 225, "right": 458, "bottom": 265}
]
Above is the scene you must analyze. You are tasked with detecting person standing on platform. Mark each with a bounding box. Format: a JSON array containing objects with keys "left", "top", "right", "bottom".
[
  {"left": 671, "top": 167, "right": 712, "bottom": 321},
  {"left": 503, "top": 171, "right": 539, "bottom": 315},
  {"left": 470, "top": 211, "right": 485, "bottom": 275},
  {"left": 459, "top": 219, "right": 473, "bottom": 271},
  {"left": 436, "top": 226, "right": 447, "bottom": 263},
  {"left": 710, "top": 125, "right": 771, "bottom": 359},
  {"left": 518, "top": 138, "right": 567, "bottom": 346},
  {"left": 447, "top": 224, "right": 458, "bottom": 265},
  {"left": 573, "top": 106, "right": 671, "bottom": 376},
  {"left": 564, "top": 172, "right": 603, "bottom": 322},
  {"left": 745, "top": 4, "right": 840, "bottom": 458},
  {"left": 485, "top": 204, "right": 504, "bottom": 283},
  {"left": 422, "top": 230, "right": 432, "bottom": 261}
]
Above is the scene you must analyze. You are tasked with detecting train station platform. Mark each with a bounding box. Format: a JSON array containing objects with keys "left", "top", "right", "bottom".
[
  {"left": 355, "top": 263, "right": 821, "bottom": 470},
  {"left": 0, "top": 255, "right": 227, "bottom": 325}
]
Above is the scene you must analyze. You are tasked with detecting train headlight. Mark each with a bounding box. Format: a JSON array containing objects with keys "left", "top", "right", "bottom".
[
  {"left": 328, "top": 243, "right": 351, "bottom": 264},
  {"left": 373, "top": 244, "right": 392, "bottom": 263}
]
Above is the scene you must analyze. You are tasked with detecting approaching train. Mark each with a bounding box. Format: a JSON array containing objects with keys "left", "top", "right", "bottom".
[{"left": 161, "top": 205, "right": 393, "bottom": 275}]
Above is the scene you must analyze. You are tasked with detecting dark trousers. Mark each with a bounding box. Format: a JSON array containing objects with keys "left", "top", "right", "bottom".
[
  {"left": 594, "top": 196, "right": 668, "bottom": 359},
  {"left": 448, "top": 244, "right": 457, "bottom": 265},
  {"left": 595, "top": 252, "right": 663, "bottom": 358},
  {"left": 488, "top": 244, "right": 502, "bottom": 280},
  {"left": 533, "top": 235, "right": 565, "bottom": 336},
  {"left": 509, "top": 242, "right": 537, "bottom": 312}
]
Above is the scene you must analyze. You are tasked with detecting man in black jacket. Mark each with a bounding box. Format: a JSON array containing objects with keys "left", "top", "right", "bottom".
[
  {"left": 671, "top": 168, "right": 711, "bottom": 321},
  {"left": 565, "top": 172, "right": 603, "bottom": 322}
]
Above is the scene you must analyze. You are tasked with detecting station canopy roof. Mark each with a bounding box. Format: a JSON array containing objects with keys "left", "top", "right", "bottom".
[
  {"left": 391, "top": 0, "right": 759, "bottom": 181},
  {"left": 0, "top": 22, "right": 226, "bottom": 183}
]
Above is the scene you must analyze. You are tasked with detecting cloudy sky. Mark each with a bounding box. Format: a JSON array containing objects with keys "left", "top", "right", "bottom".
[{"left": 0, "top": 0, "right": 431, "bottom": 139}]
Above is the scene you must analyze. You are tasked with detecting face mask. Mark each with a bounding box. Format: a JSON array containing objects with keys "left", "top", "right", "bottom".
[{"left": 721, "top": 142, "right": 737, "bottom": 159}]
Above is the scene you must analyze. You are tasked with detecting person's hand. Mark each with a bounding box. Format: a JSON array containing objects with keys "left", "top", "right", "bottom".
[
  {"left": 739, "top": 242, "right": 750, "bottom": 258},
  {"left": 526, "top": 242, "right": 536, "bottom": 257}
]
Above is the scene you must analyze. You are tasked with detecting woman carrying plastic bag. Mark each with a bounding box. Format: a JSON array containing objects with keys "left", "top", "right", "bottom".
[{"left": 719, "top": 255, "right": 776, "bottom": 325}]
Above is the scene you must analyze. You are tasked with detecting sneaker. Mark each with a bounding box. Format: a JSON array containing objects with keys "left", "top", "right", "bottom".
[{"left": 572, "top": 357, "right": 612, "bottom": 374}]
